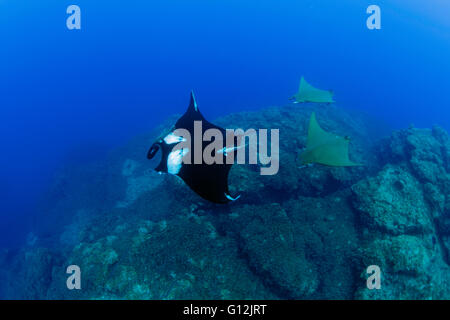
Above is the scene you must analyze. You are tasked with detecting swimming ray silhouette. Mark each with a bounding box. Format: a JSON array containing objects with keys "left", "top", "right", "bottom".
[
  {"left": 290, "top": 77, "right": 335, "bottom": 103},
  {"left": 298, "top": 112, "right": 361, "bottom": 167}
]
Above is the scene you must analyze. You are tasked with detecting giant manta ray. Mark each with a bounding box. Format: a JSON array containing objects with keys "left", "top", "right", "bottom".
[{"left": 147, "top": 92, "right": 240, "bottom": 204}]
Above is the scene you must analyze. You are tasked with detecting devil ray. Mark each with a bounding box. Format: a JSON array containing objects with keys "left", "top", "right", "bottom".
[{"left": 147, "top": 92, "right": 240, "bottom": 204}]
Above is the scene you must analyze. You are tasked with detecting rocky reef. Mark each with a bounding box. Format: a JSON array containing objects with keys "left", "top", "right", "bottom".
[
  {"left": 2, "top": 104, "right": 450, "bottom": 299},
  {"left": 353, "top": 125, "right": 450, "bottom": 299}
]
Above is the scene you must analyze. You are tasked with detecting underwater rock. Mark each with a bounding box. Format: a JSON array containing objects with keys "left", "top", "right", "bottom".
[
  {"left": 46, "top": 212, "right": 276, "bottom": 299},
  {"left": 423, "top": 182, "right": 446, "bottom": 217},
  {"left": 353, "top": 126, "right": 450, "bottom": 299},
  {"left": 5, "top": 247, "right": 62, "bottom": 299},
  {"left": 226, "top": 191, "right": 358, "bottom": 299},
  {"left": 352, "top": 165, "right": 433, "bottom": 235},
  {"left": 233, "top": 203, "right": 319, "bottom": 298},
  {"left": 363, "top": 235, "right": 432, "bottom": 276},
  {"left": 116, "top": 164, "right": 162, "bottom": 208},
  {"left": 284, "top": 192, "right": 359, "bottom": 299},
  {"left": 356, "top": 234, "right": 450, "bottom": 299},
  {"left": 72, "top": 240, "right": 119, "bottom": 287},
  {"left": 121, "top": 159, "right": 140, "bottom": 177},
  {"left": 59, "top": 209, "right": 94, "bottom": 248},
  {"left": 376, "top": 127, "right": 450, "bottom": 257},
  {"left": 125, "top": 214, "right": 275, "bottom": 299},
  {"left": 380, "top": 127, "right": 450, "bottom": 187}
]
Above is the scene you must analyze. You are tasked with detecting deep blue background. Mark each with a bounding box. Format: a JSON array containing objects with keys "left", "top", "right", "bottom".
[{"left": 1, "top": 0, "right": 449, "bottom": 248}]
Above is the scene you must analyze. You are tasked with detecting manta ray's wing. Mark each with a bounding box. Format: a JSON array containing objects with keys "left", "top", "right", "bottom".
[
  {"left": 303, "top": 138, "right": 361, "bottom": 167},
  {"left": 147, "top": 92, "right": 239, "bottom": 204},
  {"left": 295, "top": 77, "right": 335, "bottom": 103},
  {"left": 306, "top": 112, "right": 337, "bottom": 150},
  {"left": 299, "top": 112, "right": 361, "bottom": 167}
]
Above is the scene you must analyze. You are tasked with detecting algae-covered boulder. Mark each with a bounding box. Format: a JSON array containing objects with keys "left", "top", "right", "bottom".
[
  {"left": 284, "top": 191, "right": 359, "bottom": 299},
  {"left": 352, "top": 165, "right": 433, "bottom": 235},
  {"left": 356, "top": 234, "right": 450, "bottom": 300},
  {"left": 363, "top": 235, "right": 433, "bottom": 275},
  {"left": 377, "top": 127, "right": 450, "bottom": 256},
  {"left": 232, "top": 203, "right": 319, "bottom": 298},
  {"left": 123, "top": 214, "right": 275, "bottom": 299},
  {"left": 223, "top": 189, "right": 358, "bottom": 299},
  {"left": 380, "top": 126, "right": 450, "bottom": 188},
  {"left": 353, "top": 126, "right": 450, "bottom": 299},
  {"left": 45, "top": 211, "right": 276, "bottom": 300}
]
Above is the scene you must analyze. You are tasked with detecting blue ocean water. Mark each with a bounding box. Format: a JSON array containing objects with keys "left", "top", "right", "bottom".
[{"left": 0, "top": 0, "right": 449, "bottom": 251}]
